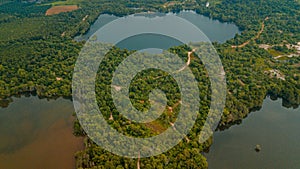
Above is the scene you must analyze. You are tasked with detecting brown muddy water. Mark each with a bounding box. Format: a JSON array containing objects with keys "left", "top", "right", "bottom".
[{"left": 0, "top": 96, "right": 84, "bottom": 169}]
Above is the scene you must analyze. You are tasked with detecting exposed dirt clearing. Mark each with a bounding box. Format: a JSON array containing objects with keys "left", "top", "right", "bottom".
[
  {"left": 46, "top": 5, "right": 79, "bottom": 16},
  {"left": 145, "top": 121, "right": 166, "bottom": 133}
]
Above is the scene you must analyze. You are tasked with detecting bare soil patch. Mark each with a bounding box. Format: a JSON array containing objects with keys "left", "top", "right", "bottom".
[{"left": 46, "top": 5, "right": 79, "bottom": 16}]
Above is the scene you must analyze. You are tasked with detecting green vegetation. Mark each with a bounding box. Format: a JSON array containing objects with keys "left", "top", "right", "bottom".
[
  {"left": 0, "top": 1, "right": 50, "bottom": 17},
  {"left": 0, "top": 0, "right": 299, "bottom": 168},
  {"left": 43, "top": 0, "right": 85, "bottom": 6},
  {"left": 72, "top": 44, "right": 213, "bottom": 168}
]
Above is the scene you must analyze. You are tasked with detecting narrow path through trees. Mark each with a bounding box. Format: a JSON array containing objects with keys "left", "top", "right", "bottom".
[{"left": 232, "top": 17, "right": 268, "bottom": 48}]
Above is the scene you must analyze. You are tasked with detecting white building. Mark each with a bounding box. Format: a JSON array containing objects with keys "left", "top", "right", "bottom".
[{"left": 206, "top": 2, "right": 210, "bottom": 7}]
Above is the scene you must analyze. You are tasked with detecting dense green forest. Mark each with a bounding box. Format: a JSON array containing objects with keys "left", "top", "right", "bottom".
[{"left": 0, "top": 0, "right": 299, "bottom": 168}]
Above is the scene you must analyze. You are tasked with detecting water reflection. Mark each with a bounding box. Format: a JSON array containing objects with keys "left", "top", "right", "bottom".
[{"left": 206, "top": 98, "right": 300, "bottom": 169}]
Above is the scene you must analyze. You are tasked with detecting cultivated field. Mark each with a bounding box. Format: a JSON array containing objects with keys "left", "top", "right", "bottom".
[{"left": 45, "top": 5, "right": 78, "bottom": 15}]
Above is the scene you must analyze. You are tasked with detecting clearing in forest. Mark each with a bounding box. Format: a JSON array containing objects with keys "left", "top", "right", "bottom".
[{"left": 45, "top": 5, "right": 79, "bottom": 16}]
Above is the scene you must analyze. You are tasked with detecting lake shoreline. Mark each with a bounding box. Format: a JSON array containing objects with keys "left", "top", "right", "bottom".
[{"left": 206, "top": 97, "right": 300, "bottom": 168}]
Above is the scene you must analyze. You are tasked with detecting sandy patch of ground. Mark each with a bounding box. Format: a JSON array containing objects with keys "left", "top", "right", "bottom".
[{"left": 259, "top": 44, "right": 272, "bottom": 50}]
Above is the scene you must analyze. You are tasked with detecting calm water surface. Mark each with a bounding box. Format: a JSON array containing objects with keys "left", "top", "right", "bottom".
[
  {"left": 76, "top": 11, "right": 240, "bottom": 44},
  {"left": 206, "top": 98, "right": 300, "bottom": 169},
  {"left": 0, "top": 96, "right": 83, "bottom": 169}
]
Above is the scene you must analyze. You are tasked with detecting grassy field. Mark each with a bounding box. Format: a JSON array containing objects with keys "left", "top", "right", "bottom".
[
  {"left": 44, "top": 0, "right": 84, "bottom": 6},
  {"left": 268, "top": 48, "right": 284, "bottom": 57}
]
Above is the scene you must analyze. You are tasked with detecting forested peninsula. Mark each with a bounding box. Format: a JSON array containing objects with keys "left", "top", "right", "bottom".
[{"left": 0, "top": 0, "right": 299, "bottom": 168}]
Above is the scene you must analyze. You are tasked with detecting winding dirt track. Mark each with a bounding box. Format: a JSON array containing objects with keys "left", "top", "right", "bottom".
[
  {"left": 132, "top": 50, "right": 196, "bottom": 159},
  {"left": 154, "top": 49, "right": 196, "bottom": 80},
  {"left": 177, "top": 49, "right": 195, "bottom": 72},
  {"left": 232, "top": 17, "right": 268, "bottom": 48}
]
